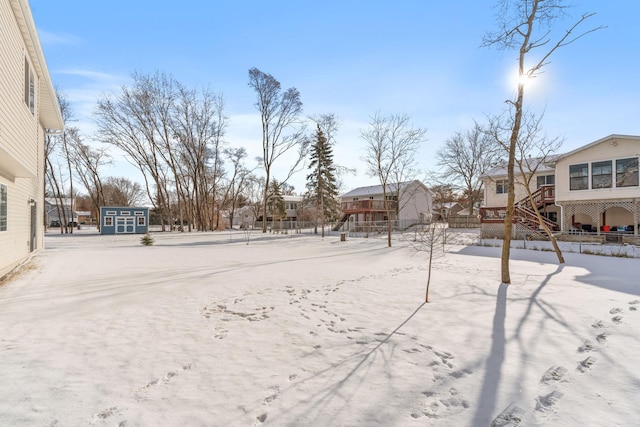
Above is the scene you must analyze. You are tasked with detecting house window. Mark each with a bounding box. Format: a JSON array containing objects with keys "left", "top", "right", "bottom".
[
  {"left": 0, "top": 184, "right": 7, "bottom": 232},
  {"left": 105, "top": 210, "right": 116, "bottom": 215},
  {"left": 591, "top": 160, "right": 612, "bottom": 189},
  {"left": 496, "top": 179, "right": 508, "bottom": 194},
  {"left": 616, "top": 158, "right": 639, "bottom": 187},
  {"left": 137, "top": 217, "right": 146, "bottom": 226},
  {"left": 536, "top": 175, "right": 555, "bottom": 188},
  {"left": 120, "top": 211, "right": 131, "bottom": 216},
  {"left": 569, "top": 164, "right": 588, "bottom": 190},
  {"left": 135, "top": 211, "right": 144, "bottom": 216},
  {"left": 104, "top": 217, "right": 113, "bottom": 226},
  {"left": 24, "top": 58, "right": 35, "bottom": 115}
]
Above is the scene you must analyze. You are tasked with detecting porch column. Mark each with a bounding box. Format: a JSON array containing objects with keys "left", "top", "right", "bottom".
[{"left": 635, "top": 199, "right": 639, "bottom": 236}]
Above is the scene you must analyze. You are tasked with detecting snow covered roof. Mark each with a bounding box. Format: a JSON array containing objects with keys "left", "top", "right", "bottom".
[
  {"left": 484, "top": 154, "right": 560, "bottom": 178},
  {"left": 340, "top": 180, "right": 428, "bottom": 198}
]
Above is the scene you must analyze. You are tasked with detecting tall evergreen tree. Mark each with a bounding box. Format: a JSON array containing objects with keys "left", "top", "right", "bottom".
[
  {"left": 267, "top": 179, "right": 286, "bottom": 230},
  {"left": 306, "top": 124, "right": 339, "bottom": 237}
]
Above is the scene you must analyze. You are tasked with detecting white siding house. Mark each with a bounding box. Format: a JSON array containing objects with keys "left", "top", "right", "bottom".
[
  {"left": 0, "top": 0, "right": 63, "bottom": 278},
  {"left": 480, "top": 135, "right": 639, "bottom": 243},
  {"left": 552, "top": 135, "right": 639, "bottom": 237},
  {"left": 337, "top": 180, "right": 433, "bottom": 231}
]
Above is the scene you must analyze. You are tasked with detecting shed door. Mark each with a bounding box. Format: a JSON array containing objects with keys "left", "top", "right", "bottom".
[{"left": 116, "top": 217, "right": 135, "bottom": 233}]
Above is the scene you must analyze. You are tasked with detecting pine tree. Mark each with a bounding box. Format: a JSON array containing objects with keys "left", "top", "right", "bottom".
[
  {"left": 140, "top": 232, "right": 155, "bottom": 246},
  {"left": 306, "top": 124, "right": 339, "bottom": 237},
  {"left": 267, "top": 179, "right": 286, "bottom": 231}
]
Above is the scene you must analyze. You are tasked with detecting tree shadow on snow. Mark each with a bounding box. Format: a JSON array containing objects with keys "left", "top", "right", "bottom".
[
  {"left": 470, "top": 282, "right": 508, "bottom": 426},
  {"left": 272, "top": 302, "right": 427, "bottom": 425},
  {"left": 452, "top": 245, "right": 640, "bottom": 296}
]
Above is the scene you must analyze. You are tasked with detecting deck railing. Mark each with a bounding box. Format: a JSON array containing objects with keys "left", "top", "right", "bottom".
[{"left": 340, "top": 200, "right": 397, "bottom": 213}]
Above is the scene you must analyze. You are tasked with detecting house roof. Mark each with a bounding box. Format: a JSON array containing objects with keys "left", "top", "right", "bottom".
[
  {"left": 12, "top": 0, "right": 64, "bottom": 131},
  {"left": 484, "top": 154, "right": 560, "bottom": 178},
  {"left": 340, "top": 180, "right": 428, "bottom": 198},
  {"left": 548, "top": 134, "right": 640, "bottom": 163},
  {"left": 442, "top": 202, "right": 462, "bottom": 209},
  {"left": 484, "top": 134, "right": 640, "bottom": 178}
]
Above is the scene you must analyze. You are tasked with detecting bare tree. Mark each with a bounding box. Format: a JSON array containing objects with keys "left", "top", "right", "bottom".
[
  {"left": 66, "top": 136, "right": 111, "bottom": 229},
  {"left": 483, "top": 0, "right": 603, "bottom": 284},
  {"left": 94, "top": 72, "right": 172, "bottom": 230},
  {"left": 361, "top": 112, "right": 427, "bottom": 247},
  {"left": 404, "top": 222, "right": 449, "bottom": 302},
  {"left": 45, "top": 89, "right": 78, "bottom": 234},
  {"left": 248, "top": 68, "right": 307, "bottom": 233},
  {"left": 242, "top": 175, "right": 264, "bottom": 228},
  {"left": 488, "top": 111, "right": 565, "bottom": 263},
  {"left": 102, "top": 177, "right": 146, "bottom": 207},
  {"left": 172, "top": 84, "right": 228, "bottom": 231},
  {"left": 437, "top": 122, "right": 502, "bottom": 217},
  {"left": 219, "top": 147, "right": 258, "bottom": 229},
  {"left": 430, "top": 184, "right": 458, "bottom": 221}
]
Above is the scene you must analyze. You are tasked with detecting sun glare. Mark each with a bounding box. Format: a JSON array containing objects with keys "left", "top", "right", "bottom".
[{"left": 503, "top": 65, "right": 546, "bottom": 96}]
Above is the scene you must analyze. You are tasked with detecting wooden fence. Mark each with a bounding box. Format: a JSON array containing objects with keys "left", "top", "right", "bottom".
[{"left": 448, "top": 215, "right": 480, "bottom": 228}]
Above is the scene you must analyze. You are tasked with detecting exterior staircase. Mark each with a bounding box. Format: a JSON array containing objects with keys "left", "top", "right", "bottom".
[
  {"left": 514, "top": 185, "right": 559, "bottom": 239},
  {"left": 332, "top": 213, "right": 350, "bottom": 231}
]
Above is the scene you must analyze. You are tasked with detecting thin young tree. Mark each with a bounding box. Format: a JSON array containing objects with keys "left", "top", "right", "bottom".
[
  {"left": 248, "top": 68, "right": 307, "bottom": 233},
  {"left": 306, "top": 124, "right": 339, "bottom": 237},
  {"left": 361, "top": 112, "right": 426, "bottom": 247},
  {"left": 483, "top": 0, "right": 603, "bottom": 284},
  {"left": 405, "top": 222, "right": 448, "bottom": 302}
]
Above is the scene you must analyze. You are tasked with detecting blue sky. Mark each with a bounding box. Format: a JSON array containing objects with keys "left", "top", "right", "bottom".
[{"left": 30, "top": 1, "right": 640, "bottom": 193}]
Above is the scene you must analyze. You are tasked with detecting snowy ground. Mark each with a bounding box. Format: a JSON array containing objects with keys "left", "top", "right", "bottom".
[{"left": 0, "top": 228, "right": 638, "bottom": 426}]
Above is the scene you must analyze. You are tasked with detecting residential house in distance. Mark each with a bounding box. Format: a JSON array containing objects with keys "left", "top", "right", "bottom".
[
  {"left": 254, "top": 194, "right": 304, "bottom": 228},
  {"left": 44, "top": 197, "right": 77, "bottom": 227},
  {"left": 336, "top": 180, "right": 433, "bottom": 231},
  {"left": 433, "top": 201, "right": 464, "bottom": 222},
  {"left": 480, "top": 135, "right": 640, "bottom": 244},
  {"left": 1, "top": 0, "right": 63, "bottom": 278}
]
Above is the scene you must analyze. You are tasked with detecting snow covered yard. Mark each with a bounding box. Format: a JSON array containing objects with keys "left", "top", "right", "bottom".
[{"left": 0, "top": 229, "right": 638, "bottom": 426}]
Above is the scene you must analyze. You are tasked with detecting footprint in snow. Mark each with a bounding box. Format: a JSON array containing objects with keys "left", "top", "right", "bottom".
[
  {"left": 591, "top": 320, "right": 606, "bottom": 329},
  {"left": 577, "top": 356, "right": 596, "bottom": 373},
  {"left": 535, "top": 390, "right": 563, "bottom": 413},
  {"left": 491, "top": 404, "right": 525, "bottom": 426},
  {"left": 412, "top": 387, "right": 469, "bottom": 419},
  {"left": 577, "top": 339, "right": 594, "bottom": 353},
  {"left": 533, "top": 391, "right": 563, "bottom": 423},
  {"left": 540, "top": 365, "right": 568, "bottom": 384}
]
